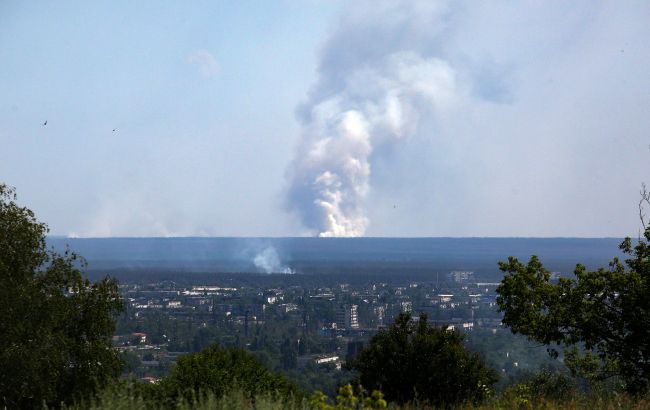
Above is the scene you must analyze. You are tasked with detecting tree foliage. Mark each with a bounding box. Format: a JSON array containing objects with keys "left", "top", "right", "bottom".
[
  {"left": 0, "top": 184, "right": 123, "bottom": 408},
  {"left": 350, "top": 312, "right": 496, "bottom": 407},
  {"left": 157, "top": 344, "right": 299, "bottom": 403},
  {"left": 496, "top": 224, "right": 650, "bottom": 393}
]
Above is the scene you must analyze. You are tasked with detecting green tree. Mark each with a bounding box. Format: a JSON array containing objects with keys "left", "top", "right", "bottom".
[
  {"left": 349, "top": 312, "right": 496, "bottom": 406},
  {"left": 496, "top": 214, "right": 650, "bottom": 393},
  {"left": 0, "top": 184, "right": 123, "bottom": 408},
  {"left": 157, "top": 344, "right": 299, "bottom": 404}
]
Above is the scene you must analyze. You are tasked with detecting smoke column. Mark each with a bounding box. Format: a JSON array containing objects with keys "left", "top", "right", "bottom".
[{"left": 286, "top": 1, "right": 458, "bottom": 237}]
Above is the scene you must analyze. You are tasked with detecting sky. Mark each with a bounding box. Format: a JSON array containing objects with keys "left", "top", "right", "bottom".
[{"left": 1, "top": 1, "right": 649, "bottom": 238}]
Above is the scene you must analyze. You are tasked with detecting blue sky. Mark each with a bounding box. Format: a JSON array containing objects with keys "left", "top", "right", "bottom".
[{"left": 1, "top": 1, "right": 649, "bottom": 237}]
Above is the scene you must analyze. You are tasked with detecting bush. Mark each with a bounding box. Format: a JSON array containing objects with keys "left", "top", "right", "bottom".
[
  {"left": 498, "top": 369, "right": 577, "bottom": 407},
  {"left": 156, "top": 344, "right": 300, "bottom": 404},
  {"left": 350, "top": 313, "right": 497, "bottom": 407}
]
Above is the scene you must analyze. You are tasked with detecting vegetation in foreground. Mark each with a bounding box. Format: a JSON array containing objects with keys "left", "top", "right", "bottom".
[
  {"left": 60, "top": 381, "right": 650, "bottom": 410},
  {"left": 496, "top": 201, "right": 650, "bottom": 393},
  {"left": 349, "top": 312, "right": 496, "bottom": 406},
  {"left": 0, "top": 184, "right": 123, "bottom": 408},
  {"left": 3, "top": 181, "right": 650, "bottom": 409}
]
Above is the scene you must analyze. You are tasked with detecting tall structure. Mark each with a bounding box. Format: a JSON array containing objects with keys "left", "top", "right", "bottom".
[
  {"left": 373, "top": 305, "right": 385, "bottom": 327},
  {"left": 336, "top": 304, "right": 359, "bottom": 329}
]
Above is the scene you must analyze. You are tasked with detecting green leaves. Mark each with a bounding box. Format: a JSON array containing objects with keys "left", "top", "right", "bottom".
[
  {"left": 157, "top": 344, "right": 299, "bottom": 405},
  {"left": 496, "top": 226, "right": 650, "bottom": 393},
  {"left": 0, "top": 183, "right": 124, "bottom": 408},
  {"left": 350, "top": 312, "right": 497, "bottom": 406}
]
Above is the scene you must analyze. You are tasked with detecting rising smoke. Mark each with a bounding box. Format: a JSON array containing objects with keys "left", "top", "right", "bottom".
[
  {"left": 253, "top": 246, "right": 294, "bottom": 274},
  {"left": 285, "top": 1, "right": 459, "bottom": 237}
]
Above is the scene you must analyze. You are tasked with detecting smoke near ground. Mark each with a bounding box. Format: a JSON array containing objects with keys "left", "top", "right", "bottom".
[
  {"left": 253, "top": 246, "right": 294, "bottom": 274},
  {"left": 285, "top": 1, "right": 459, "bottom": 237}
]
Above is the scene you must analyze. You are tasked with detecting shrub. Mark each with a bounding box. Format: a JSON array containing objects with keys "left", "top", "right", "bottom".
[{"left": 350, "top": 312, "right": 497, "bottom": 407}]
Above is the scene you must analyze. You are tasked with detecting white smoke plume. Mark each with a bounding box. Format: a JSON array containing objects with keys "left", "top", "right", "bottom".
[
  {"left": 286, "top": 1, "right": 459, "bottom": 237},
  {"left": 253, "top": 246, "right": 294, "bottom": 274}
]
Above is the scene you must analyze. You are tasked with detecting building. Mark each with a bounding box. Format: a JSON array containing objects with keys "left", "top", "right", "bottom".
[
  {"left": 336, "top": 304, "right": 359, "bottom": 329},
  {"left": 451, "top": 271, "right": 474, "bottom": 283},
  {"left": 298, "top": 354, "right": 341, "bottom": 370}
]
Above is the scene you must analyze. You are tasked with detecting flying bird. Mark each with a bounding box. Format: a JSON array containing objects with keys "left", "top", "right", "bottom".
[
  {"left": 42, "top": 120, "right": 47, "bottom": 126},
  {"left": 112, "top": 128, "right": 117, "bottom": 132}
]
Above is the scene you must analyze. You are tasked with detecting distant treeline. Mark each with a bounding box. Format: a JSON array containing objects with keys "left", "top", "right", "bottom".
[{"left": 51, "top": 237, "right": 624, "bottom": 283}]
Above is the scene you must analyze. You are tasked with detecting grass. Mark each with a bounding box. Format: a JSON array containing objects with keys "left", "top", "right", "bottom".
[
  {"left": 58, "top": 382, "right": 650, "bottom": 410},
  {"left": 61, "top": 384, "right": 310, "bottom": 410}
]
